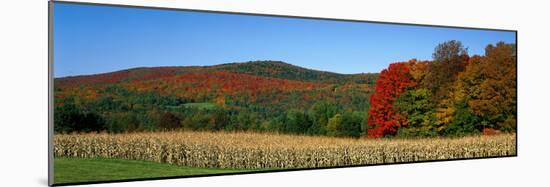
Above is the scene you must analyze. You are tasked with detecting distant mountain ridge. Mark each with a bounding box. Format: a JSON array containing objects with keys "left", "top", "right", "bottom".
[{"left": 55, "top": 61, "right": 378, "bottom": 88}]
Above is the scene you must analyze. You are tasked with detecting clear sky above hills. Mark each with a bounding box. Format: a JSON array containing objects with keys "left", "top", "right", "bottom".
[{"left": 53, "top": 2, "right": 515, "bottom": 77}]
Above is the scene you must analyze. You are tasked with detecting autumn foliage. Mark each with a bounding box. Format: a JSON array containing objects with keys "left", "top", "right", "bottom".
[
  {"left": 125, "top": 71, "right": 325, "bottom": 100},
  {"left": 367, "top": 41, "right": 516, "bottom": 138},
  {"left": 54, "top": 61, "right": 376, "bottom": 136},
  {"left": 54, "top": 41, "right": 516, "bottom": 139},
  {"left": 367, "top": 62, "right": 416, "bottom": 138}
]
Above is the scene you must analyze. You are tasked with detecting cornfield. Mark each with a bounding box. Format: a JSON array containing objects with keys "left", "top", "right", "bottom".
[{"left": 54, "top": 131, "right": 516, "bottom": 169}]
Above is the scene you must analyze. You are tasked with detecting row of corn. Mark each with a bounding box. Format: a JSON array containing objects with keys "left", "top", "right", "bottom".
[{"left": 54, "top": 131, "right": 516, "bottom": 169}]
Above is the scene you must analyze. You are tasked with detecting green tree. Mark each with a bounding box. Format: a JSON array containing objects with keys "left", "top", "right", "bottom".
[
  {"left": 327, "top": 114, "right": 342, "bottom": 136},
  {"left": 307, "top": 101, "right": 339, "bottom": 135},
  {"left": 394, "top": 88, "right": 438, "bottom": 137},
  {"left": 107, "top": 112, "right": 140, "bottom": 133},
  {"left": 285, "top": 110, "right": 311, "bottom": 134},
  {"left": 54, "top": 98, "right": 106, "bottom": 133},
  {"left": 339, "top": 112, "right": 363, "bottom": 138},
  {"left": 443, "top": 99, "right": 480, "bottom": 136}
]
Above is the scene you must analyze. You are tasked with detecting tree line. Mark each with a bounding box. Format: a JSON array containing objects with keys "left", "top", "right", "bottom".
[
  {"left": 367, "top": 41, "right": 516, "bottom": 138},
  {"left": 55, "top": 96, "right": 366, "bottom": 137},
  {"left": 54, "top": 40, "right": 516, "bottom": 138}
]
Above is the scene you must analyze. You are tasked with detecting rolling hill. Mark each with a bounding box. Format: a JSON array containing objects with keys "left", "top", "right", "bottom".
[
  {"left": 55, "top": 61, "right": 377, "bottom": 88},
  {"left": 54, "top": 60, "right": 378, "bottom": 134}
]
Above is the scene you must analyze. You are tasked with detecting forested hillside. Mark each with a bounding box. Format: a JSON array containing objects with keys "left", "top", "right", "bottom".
[{"left": 54, "top": 61, "right": 378, "bottom": 137}]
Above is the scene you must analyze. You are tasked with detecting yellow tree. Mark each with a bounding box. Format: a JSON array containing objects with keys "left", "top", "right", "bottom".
[
  {"left": 435, "top": 55, "right": 484, "bottom": 130},
  {"left": 445, "top": 42, "right": 516, "bottom": 132}
]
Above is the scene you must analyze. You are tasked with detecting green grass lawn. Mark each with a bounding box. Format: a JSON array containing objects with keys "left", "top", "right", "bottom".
[{"left": 54, "top": 157, "right": 252, "bottom": 184}]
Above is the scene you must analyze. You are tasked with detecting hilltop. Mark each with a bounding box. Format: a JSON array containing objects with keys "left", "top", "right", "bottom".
[{"left": 55, "top": 61, "right": 378, "bottom": 88}]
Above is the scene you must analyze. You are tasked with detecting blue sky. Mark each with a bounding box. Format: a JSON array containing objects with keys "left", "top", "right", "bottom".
[{"left": 53, "top": 3, "right": 515, "bottom": 77}]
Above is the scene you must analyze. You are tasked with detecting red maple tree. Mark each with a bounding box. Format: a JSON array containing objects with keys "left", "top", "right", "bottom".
[{"left": 367, "top": 62, "right": 416, "bottom": 138}]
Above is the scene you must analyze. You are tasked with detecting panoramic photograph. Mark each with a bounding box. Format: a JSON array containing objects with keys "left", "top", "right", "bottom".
[{"left": 52, "top": 2, "right": 516, "bottom": 185}]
